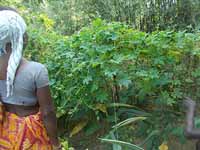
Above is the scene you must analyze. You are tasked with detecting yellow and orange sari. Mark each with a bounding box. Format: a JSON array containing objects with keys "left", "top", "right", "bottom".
[{"left": 0, "top": 111, "right": 53, "bottom": 150}]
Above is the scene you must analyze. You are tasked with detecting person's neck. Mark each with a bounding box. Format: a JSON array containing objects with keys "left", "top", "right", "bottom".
[
  {"left": 0, "top": 46, "right": 26, "bottom": 67},
  {"left": 0, "top": 53, "right": 10, "bottom": 68}
]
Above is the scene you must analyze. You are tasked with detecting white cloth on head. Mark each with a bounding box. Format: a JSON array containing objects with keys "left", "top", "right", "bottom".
[{"left": 0, "top": 10, "right": 26, "bottom": 97}]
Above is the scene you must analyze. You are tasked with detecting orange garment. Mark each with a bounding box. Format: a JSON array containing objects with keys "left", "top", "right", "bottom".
[{"left": 0, "top": 111, "right": 52, "bottom": 150}]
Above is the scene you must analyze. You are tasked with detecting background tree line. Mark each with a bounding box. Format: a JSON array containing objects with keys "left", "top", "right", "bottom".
[{"left": 4, "top": 0, "right": 199, "bottom": 34}]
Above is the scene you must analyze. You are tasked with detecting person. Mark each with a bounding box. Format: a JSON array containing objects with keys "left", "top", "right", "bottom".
[
  {"left": 184, "top": 97, "right": 200, "bottom": 150},
  {"left": 0, "top": 7, "right": 61, "bottom": 149}
]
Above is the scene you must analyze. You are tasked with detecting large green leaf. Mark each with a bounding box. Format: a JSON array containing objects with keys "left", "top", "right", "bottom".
[
  {"left": 99, "top": 138, "right": 144, "bottom": 150},
  {"left": 112, "top": 117, "right": 146, "bottom": 129}
]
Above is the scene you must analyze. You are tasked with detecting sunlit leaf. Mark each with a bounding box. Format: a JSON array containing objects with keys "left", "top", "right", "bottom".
[
  {"left": 159, "top": 142, "right": 168, "bottom": 150},
  {"left": 70, "top": 120, "right": 88, "bottom": 137},
  {"left": 95, "top": 103, "right": 108, "bottom": 114}
]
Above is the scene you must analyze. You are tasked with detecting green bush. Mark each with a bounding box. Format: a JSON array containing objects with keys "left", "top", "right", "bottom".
[{"left": 25, "top": 18, "right": 200, "bottom": 149}]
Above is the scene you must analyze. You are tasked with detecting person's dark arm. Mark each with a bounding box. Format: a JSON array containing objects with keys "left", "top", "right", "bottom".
[
  {"left": 37, "top": 85, "right": 61, "bottom": 147},
  {"left": 184, "top": 98, "right": 200, "bottom": 139}
]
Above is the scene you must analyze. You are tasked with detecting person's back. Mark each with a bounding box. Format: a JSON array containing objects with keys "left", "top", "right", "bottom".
[
  {"left": 1, "top": 60, "right": 48, "bottom": 104},
  {"left": 0, "top": 7, "right": 61, "bottom": 149},
  {"left": 0, "top": 59, "right": 48, "bottom": 116}
]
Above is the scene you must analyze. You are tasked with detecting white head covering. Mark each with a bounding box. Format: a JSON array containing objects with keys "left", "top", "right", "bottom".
[{"left": 0, "top": 10, "right": 27, "bottom": 97}]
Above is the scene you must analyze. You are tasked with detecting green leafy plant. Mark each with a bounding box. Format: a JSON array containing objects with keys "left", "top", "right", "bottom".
[{"left": 24, "top": 18, "right": 200, "bottom": 149}]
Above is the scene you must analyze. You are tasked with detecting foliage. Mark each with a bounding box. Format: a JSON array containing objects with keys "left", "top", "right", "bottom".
[
  {"left": 81, "top": 0, "right": 198, "bottom": 32},
  {"left": 24, "top": 18, "right": 200, "bottom": 149},
  {"left": 39, "top": 0, "right": 200, "bottom": 33},
  {"left": 100, "top": 138, "right": 144, "bottom": 150},
  {"left": 24, "top": 0, "right": 200, "bottom": 32},
  {"left": 3, "top": 0, "right": 200, "bottom": 34}
]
